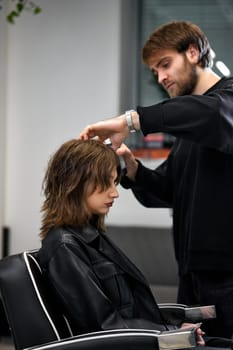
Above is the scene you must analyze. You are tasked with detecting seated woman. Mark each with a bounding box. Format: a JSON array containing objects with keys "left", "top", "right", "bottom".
[{"left": 38, "top": 139, "right": 208, "bottom": 345}]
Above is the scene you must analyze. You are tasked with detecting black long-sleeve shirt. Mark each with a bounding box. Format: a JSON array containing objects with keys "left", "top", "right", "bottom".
[{"left": 122, "top": 77, "right": 233, "bottom": 275}]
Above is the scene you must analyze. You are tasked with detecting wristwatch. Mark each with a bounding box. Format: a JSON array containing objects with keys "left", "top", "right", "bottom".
[{"left": 125, "top": 110, "right": 136, "bottom": 133}]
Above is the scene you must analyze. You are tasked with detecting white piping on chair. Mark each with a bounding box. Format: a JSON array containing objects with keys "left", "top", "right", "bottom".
[
  {"left": 26, "top": 252, "right": 73, "bottom": 337},
  {"left": 63, "top": 315, "right": 74, "bottom": 337},
  {"left": 24, "top": 331, "right": 159, "bottom": 350},
  {"left": 23, "top": 251, "right": 61, "bottom": 340},
  {"left": 24, "top": 328, "right": 196, "bottom": 350}
]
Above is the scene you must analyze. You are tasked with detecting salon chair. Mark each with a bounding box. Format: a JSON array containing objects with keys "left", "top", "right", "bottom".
[{"left": 0, "top": 250, "right": 214, "bottom": 350}]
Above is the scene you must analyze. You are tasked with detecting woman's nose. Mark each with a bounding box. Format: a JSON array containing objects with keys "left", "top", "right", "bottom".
[{"left": 110, "top": 185, "right": 119, "bottom": 198}]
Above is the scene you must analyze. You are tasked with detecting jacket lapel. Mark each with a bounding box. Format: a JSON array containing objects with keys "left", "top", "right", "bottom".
[{"left": 99, "top": 233, "right": 149, "bottom": 287}]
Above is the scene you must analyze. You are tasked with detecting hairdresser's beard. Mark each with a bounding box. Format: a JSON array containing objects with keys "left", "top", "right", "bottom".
[{"left": 169, "top": 60, "right": 198, "bottom": 98}]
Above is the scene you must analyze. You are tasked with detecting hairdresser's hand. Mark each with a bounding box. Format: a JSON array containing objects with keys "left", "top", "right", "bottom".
[
  {"left": 181, "top": 323, "right": 205, "bottom": 346},
  {"left": 79, "top": 111, "right": 140, "bottom": 150},
  {"left": 79, "top": 115, "right": 128, "bottom": 150},
  {"left": 116, "top": 144, "right": 138, "bottom": 181}
]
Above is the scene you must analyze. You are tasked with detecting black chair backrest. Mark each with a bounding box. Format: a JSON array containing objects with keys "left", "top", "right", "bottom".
[{"left": 0, "top": 251, "right": 73, "bottom": 350}]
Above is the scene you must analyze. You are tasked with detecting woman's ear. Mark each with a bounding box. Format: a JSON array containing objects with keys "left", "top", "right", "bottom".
[{"left": 186, "top": 44, "right": 200, "bottom": 64}]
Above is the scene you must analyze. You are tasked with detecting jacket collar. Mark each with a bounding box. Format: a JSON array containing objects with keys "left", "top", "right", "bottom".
[{"left": 68, "top": 224, "right": 99, "bottom": 243}]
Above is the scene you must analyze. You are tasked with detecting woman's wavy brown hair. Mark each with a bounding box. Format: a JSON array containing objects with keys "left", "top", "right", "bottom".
[
  {"left": 40, "top": 139, "right": 121, "bottom": 239},
  {"left": 142, "top": 21, "right": 212, "bottom": 68}
]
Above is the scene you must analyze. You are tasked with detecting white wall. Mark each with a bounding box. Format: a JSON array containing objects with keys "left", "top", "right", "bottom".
[
  {"left": 0, "top": 2, "right": 8, "bottom": 255},
  {"left": 3, "top": 0, "right": 171, "bottom": 255}
]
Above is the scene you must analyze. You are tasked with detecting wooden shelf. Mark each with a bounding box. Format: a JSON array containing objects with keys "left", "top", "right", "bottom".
[{"left": 132, "top": 148, "right": 171, "bottom": 159}]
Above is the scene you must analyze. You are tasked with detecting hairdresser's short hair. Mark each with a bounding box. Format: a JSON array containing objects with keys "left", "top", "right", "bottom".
[{"left": 142, "top": 21, "right": 212, "bottom": 68}]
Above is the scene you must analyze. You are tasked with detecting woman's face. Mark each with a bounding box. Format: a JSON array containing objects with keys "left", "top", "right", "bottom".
[{"left": 86, "top": 169, "right": 119, "bottom": 215}]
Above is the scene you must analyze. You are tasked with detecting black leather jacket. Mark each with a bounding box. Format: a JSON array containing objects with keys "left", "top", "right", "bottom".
[{"left": 38, "top": 225, "right": 168, "bottom": 335}]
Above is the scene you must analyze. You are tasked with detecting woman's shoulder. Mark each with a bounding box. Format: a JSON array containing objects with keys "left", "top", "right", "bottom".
[{"left": 38, "top": 226, "right": 84, "bottom": 264}]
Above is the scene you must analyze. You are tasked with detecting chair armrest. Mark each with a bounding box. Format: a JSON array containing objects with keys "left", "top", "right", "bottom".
[
  {"left": 158, "top": 303, "right": 216, "bottom": 326},
  {"left": 24, "top": 328, "right": 197, "bottom": 350}
]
